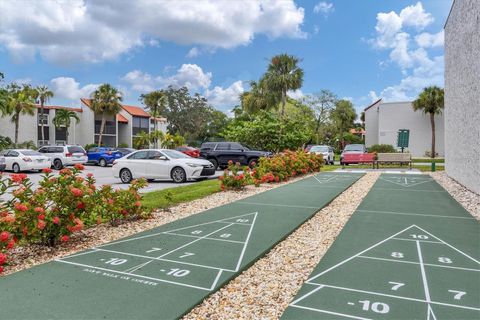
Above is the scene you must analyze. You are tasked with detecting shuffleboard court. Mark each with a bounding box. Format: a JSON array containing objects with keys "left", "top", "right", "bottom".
[
  {"left": 282, "top": 173, "right": 480, "bottom": 320},
  {"left": 0, "top": 172, "right": 363, "bottom": 320}
]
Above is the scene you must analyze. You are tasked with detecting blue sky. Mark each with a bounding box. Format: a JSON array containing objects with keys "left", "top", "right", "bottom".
[{"left": 0, "top": 0, "right": 452, "bottom": 115}]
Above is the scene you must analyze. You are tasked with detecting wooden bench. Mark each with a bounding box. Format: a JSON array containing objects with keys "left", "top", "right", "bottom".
[
  {"left": 376, "top": 152, "right": 412, "bottom": 169},
  {"left": 342, "top": 153, "right": 376, "bottom": 169}
]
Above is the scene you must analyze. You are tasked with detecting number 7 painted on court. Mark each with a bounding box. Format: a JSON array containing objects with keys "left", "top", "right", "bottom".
[{"left": 388, "top": 281, "right": 405, "bottom": 291}]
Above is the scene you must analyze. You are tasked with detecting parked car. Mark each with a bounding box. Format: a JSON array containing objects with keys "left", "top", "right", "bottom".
[
  {"left": 87, "top": 147, "right": 123, "bottom": 167},
  {"left": 0, "top": 155, "right": 5, "bottom": 172},
  {"left": 199, "top": 142, "right": 271, "bottom": 169},
  {"left": 176, "top": 146, "right": 200, "bottom": 158},
  {"left": 340, "top": 144, "right": 367, "bottom": 165},
  {"left": 38, "top": 145, "right": 88, "bottom": 170},
  {"left": 113, "top": 149, "right": 216, "bottom": 183},
  {"left": 116, "top": 148, "right": 136, "bottom": 157},
  {"left": 309, "top": 145, "right": 335, "bottom": 165},
  {"left": 1, "top": 149, "right": 51, "bottom": 173}
]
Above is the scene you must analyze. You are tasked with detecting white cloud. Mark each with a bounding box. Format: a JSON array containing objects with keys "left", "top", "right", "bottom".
[
  {"left": 205, "top": 81, "right": 244, "bottom": 108},
  {"left": 368, "top": 91, "right": 379, "bottom": 102},
  {"left": 287, "top": 89, "right": 304, "bottom": 100},
  {"left": 415, "top": 30, "right": 444, "bottom": 48},
  {"left": 121, "top": 70, "right": 155, "bottom": 93},
  {"left": 50, "top": 77, "right": 99, "bottom": 100},
  {"left": 313, "top": 2, "right": 334, "bottom": 16},
  {"left": 186, "top": 47, "right": 200, "bottom": 58},
  {"left": 398, "top": 2, "right": 434, "bottom": 29},
  {"left": 0, "top": 0, "right": 305, "bottom": 65}
]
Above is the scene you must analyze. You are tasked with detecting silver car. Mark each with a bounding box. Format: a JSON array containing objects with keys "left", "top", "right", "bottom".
[
  {"left": 0, "top": 155, "right": 5, "bottom": 171},
  {"left": 309, "top": 145, "right": 335, "bottom": 165},
  {"left": 38, "top": 145, "right": 88, "bottom": 170}
]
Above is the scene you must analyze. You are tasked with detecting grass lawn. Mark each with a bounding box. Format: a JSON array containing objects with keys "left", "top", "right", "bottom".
[
  {"left": 142, "top": 179, "right": 222, "bottom": 211},
  {"left": 412, "top": 158, "right": 445, "bottom": 163}
]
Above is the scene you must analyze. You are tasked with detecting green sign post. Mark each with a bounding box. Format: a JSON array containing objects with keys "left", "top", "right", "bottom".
[{"left": 397, "top": 129, "right": 409, "bottom": 153}]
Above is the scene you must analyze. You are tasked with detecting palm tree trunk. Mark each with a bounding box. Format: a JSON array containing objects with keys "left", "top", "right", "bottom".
[
  {"left": 98, "top": 114, "right": 106, "bottom": 146},
  {"left": 281, "top": 89, "right": 286, "bottom": 116},
  {"left": 154, "top": 117, "right": 158, "bottom": 148},
  {"left": 40, "top": 100, "right": 45, "bottom": 144},
  {"left": 430, "top": 113, "right": 435, "bottom": 159},
  {"left": 14, "top": 112, "right": 19, "bottom": 146}
]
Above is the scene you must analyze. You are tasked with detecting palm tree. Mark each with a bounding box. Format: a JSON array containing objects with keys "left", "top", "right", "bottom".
[
  {"left": 3, "top": 84, "right": 36, "bottom": 145},
  {"left": 140, "top": 90, "right": 167, "bottom": 148},
  {"left": 133, "top": 131, "right": 150, "bottom": 149},
  {"left": 413, "top": 86, "right": 444, "bottom": 158},
  {"left": 34, "top": 85, "right": 54, "bottom": 143},
  {"left": 262, "top": 54, "right": 304, "bottom": 116},
  {"left": 240, "top": 80, "right": 280, "bottom": 114},
  {"left": 52, "top": 108, "right": 80, "bottom": 143},
  {"left": 90, "top": 84, "right": 123, "bottom": 146}
]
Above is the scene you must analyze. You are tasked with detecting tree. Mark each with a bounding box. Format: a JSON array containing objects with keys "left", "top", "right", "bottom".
[
  {"left": 52, "top": 108, "right": 80, "bottom": 143},
  {"left": 262, "top": 54, "right": 304, "bottom": 116},
  {"left": 360, "top": 111, "right": 365, "bottom": 128},
  {"left": 90, "top": 84, "right": 123, "bottom": 146},
  {"left": 133, "top": 131, "right": 151, "bottom": 149},
  {"left": 240, "top": 80, "right": 279, "bottom": 114},
  {"left": 412, "top": 86, "right": 444, "bottom": 158},
  {"left": 34, "top": 85, "right": 54, "bottom": 143},
  {"left": 331, "top": 99, "right": 357, "bottom": 149},
  {"left": 302, "top": 90, "right": 337, "bottom": 144},
  {"left": 2, "top": 84, "right": 36, "bottom": 145},
  {"left": 140, "top": 90, "right": 167, "bottom": 148}
]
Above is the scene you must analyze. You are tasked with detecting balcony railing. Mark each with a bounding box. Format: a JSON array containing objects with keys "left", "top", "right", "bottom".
[{"left": 95, "top": 125, "right": 116, "bottom": 135}]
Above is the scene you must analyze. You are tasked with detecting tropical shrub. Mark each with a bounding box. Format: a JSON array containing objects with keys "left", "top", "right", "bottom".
[
  {"left": 0, "top": 165, "right": 147, "bottom": 273},
  {"left": 368, "top": 144, "right": 397, "bottom": 153},
  {"left": 219, "top": 161, "right": 253, "bottom": 190}
]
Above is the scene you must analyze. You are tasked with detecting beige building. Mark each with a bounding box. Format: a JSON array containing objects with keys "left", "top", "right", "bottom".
[
  {"left": 0, "top": 99, "right": 167, "bottom": 148},
  {"left": 365, "top": 99, "right": 445, "bottom": 157}
]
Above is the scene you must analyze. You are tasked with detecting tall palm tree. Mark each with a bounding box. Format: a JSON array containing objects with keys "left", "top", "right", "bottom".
[
  {"left": 140, "top": 90, "right": 167, "bottom": 148},
  {"left": 34, "top": 85, "right": 54, "bottom": 143},
  {"left": 52, "top": 108, "right": 80, "bottom": 143},
  {"left": 90, "top": 84, "right": 122, "bottom": 146},
  {"left": 3, "top": 84, "right": 36, "bottom": 145},
  {"left": 262, "top": 54, "right": 304, "bottom": 116},
  {"left": 240, "top": 80, "right": 280, "bottom": 114},
  {"left": 413, "top": 86, "right": 444, "bottom": 158}
]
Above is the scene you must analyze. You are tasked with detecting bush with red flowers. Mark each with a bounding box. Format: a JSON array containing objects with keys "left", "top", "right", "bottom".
[
  {"left": 220, "top": 150, "right": 323, "bottom": 190},
  {"left": 0, "top": 166, "right": 147, "bottom": 274}
]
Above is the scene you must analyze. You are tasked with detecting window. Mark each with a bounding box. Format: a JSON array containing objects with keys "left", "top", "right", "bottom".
[
  {"left": 38, "top": 114, "right": 48, "bottom": 125},
  {"left": 128, "top": 151, "right": 148, "bottom": 160},
  {"left": 95, "top": 120, "right": 116, "bottom": 135},
  {"left": 147, "top": 151, "right": 165, "bottom": 160},
  {"left": 21, "top": 150, "right": 42, "bottom": 156},
  {"left": 37, "top": 126, "right": 50, "bottom": 141},
  {"left": 162, "top": 150, "right": 189, "bottom": 159},
  {"left": 132, "top": 116, "right": 150, "bottom": 136},
  {"left": 230, "top": 143, "right": 244, "bottom": 150},
  {"left": 6, "top": 151, "right": 19, "bottom": 157},
  {"left": 55, "top": 127, "right": 67, "bottom": 141},
  {"left": 89, "top": 148, "right": 99, "bottom": 153},
  {"left": 216, "top": 143, "right": 229, "bottom": 150},
  {"left": 68, "top": 146, "right": 85, "bottom": 154}
]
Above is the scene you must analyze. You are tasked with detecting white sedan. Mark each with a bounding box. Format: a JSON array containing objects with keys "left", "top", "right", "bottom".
[
  {"left": 310, "top": 145, "right": 335, "bottom": 165},
  {"left": 1, "top": 149, "right": 52, "bottom": 173},
  {"left": 113, "top": 149, "right": 216, "bottom": 183}
]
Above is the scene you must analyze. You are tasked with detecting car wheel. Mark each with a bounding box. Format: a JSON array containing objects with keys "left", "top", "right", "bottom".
[
  {"left": 208, "top": 158, "right": 218, "bottom": 170},
  {"left": 171, "top": 167, "right": 186, "bottom": 183},
  {"left": 248, "top": 158, "right": 258, "bottom": 168},
  {"left": 12, "top": 163, "right": 20, "bottom": 173},
  {"left": 120, "top": 168, "right": 133, "bottom": 183},
  {"left": 53, "top": 159, "right": 63, "bottom": 170},
  {"left": 99, "top": 158, "right": 107, "bottom": 167}
]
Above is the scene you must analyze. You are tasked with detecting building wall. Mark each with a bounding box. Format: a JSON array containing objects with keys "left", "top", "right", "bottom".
[
  {"left": 377, "top": 102, "right": 445, "bottom": 157},
  {"left": 77, "top": 106, "right": 95, "bottom": 147},
  {"left": 0, "top": 113, "right": 37, "bottom": 144},
  {"left": 445, "top": 0, "right": 480, "bottom": 194},
  {"left": 365, "top": 105, "right": 379, "bottom": 146},
  {"left": 118, "top": 110, "right": 133, "bottom": 147}
]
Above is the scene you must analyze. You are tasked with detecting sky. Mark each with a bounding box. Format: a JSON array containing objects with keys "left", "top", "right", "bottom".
[{"left": 0, "top": 0, "right": 452, "bottom": 115}]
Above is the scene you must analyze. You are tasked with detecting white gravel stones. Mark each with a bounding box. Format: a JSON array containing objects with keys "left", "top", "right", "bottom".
[
  {"left": 430, "top": 171, "right": 480, "bottom": 220},
  {"left": 3, "top": 175, "right": 312, "bottom": 276},
  {"left": 183, "top": 172, "right": 380, "bottom": 320}
]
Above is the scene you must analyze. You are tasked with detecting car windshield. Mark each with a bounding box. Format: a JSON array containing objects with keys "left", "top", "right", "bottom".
[
  {"left": 21, "top": 150, "right": 42, "bottom": 156},
  {"left": 310, "top": 146, "right": 329, "bottom": 152},
  {"left": 162, "top": 150, "right": 190, "bottom": 159},
  {"left": 344, "top": 145, "right": 364, "bottom": 151}
]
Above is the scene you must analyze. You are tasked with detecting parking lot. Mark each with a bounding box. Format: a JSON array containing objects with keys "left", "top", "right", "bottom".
[{"left": 1, "top": 165, "right": 223, "bottom": 196}]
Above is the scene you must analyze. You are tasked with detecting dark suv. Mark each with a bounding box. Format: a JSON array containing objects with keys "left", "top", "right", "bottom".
[{"left": 200, "top": 142, "right": 271, "bottom": 169}]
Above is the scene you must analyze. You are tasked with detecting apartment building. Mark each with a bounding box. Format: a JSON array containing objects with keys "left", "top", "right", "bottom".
[
  {"left": 0, "top": 99, "right": 167, "bottom": 148},
  {"left": 364, "top": 99, "right": 445, "bottom": 157}
]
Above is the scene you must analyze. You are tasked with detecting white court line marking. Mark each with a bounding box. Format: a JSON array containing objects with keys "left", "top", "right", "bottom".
[
  {"left": 234, "top": 211, "right": 258, "bottom": 272},
  {"left": 292, "top": 185, "right": 346, "bottom": 189},
  {"left": 289, "top": 305, "right": 371, "bottom": 320},
  {"left": 306, "top": 283, "right": 480, "bottom": 311},
  {"left": 124, "top": 260, "right": 152, "bottom": 273},
  {"left": 379, "top": 176, "right": 434, "bottom": 188},
  {"left": 62, "top": 249, "right": 99, "bottom": 259},
  {"left": 313, "top": 174, "right": 338, "bottom": 184},
  {"left": 358, "top": 256, "right": 480, "bottom": 272},
  {"left": 209, "top": 269, "right": 223, "bottom": 290},
  {"left": 307, "top": 225, "right": 416, "bottom": 283},
  {"left": 414, "top": 225, "right": 480, "bottom": 265},
  {"left": 97, "top": 212, "right": 256, "bottom": 247},
  {"left": 236, "top": 202, "right": 317, "bottom": 209},
  {"left": 428, "top": 305, "right": 437, "bottom": 320},
  {"left": 416, "top": 240, "right": 432, "bottom": 302},
  {"left": 55, "top": 259, "right": 213, "bottom": 291},
  {"left": 290, "top": 285, "right": 324, "bottom": 305},
  {"left": 161, "top": 232, "right": 245, "bottom": 244},
  {"left": 392, "top": 237, "right": 442, "bottom": 244},
  {"left": 374, "top": 188, "right": 446, "bottom": 193},
  {"left": 357, "top": 209, "right": 475, "bottom": 220}
]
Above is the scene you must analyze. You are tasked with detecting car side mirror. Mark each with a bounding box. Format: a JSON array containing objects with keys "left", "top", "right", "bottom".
[{"left": 158, "top": 156, "right": 168, "bottom": 161}]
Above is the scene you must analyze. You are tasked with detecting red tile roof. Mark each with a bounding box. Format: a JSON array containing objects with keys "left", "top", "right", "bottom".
[
  {"left": 80, "top": 98, "right": 151, "bottom": 118},
  {"left": 117, "top": 114, "right": 129, "bottom": 123},
  {"left": 36, "top": 105, "right": 82, "bottom": 112},
  {"left": 350, "top": 128, "right": 365, "bottom": 134},
  {"left": 364, "top": 98, "right": 382, "bottom": 112}
]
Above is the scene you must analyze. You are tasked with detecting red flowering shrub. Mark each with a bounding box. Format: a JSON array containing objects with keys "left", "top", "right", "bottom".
[
  {"left": 0, "top": 166, "right": 147, "bottom": 273},
  {"left": 219, "top": 150, "right": 323, "bottom": 190}
]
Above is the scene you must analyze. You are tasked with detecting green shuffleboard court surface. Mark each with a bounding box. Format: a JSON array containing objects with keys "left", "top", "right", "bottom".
[
  {"left": 0, "top": 172, "right": 363, "bottom": 320},
  {"left": 282, "top": 173, "right": 480, "bottom": 320}
]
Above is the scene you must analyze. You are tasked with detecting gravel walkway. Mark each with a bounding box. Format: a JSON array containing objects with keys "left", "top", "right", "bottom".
[
  {"left": 3, "top": 174, "right": 315, "bottom": 276},
  {"left": 430, "top": 171, "right": 480, "bottom": 220},
  {"left": 184, "top": 172, "right": 380, "bottom": 320}
]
